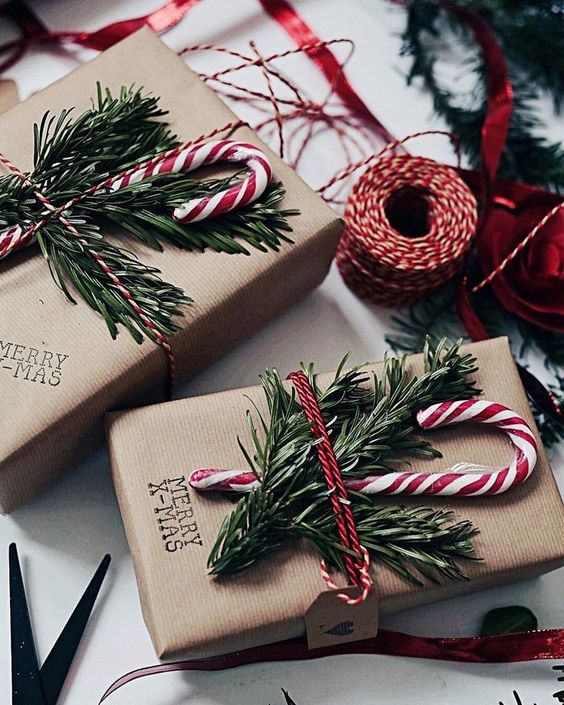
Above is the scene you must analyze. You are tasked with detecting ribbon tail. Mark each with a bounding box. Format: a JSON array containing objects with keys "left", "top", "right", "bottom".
[{"left": 99, "top": 629, "right": 564, "bottom": 703}]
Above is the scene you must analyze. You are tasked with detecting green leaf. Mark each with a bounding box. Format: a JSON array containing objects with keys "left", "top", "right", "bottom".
[{"left": 481, "top": 606, "right": 538, "bottom": 637}]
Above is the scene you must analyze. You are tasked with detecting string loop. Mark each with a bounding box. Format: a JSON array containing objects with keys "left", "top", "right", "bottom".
[{"left": 288, "top": 370, "right": 372, "bottom": 605}]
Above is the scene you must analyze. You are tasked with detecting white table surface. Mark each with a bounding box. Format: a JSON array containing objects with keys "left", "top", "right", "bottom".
[{"left": 1, "top": 2, "right": 563, "bottom": 704}]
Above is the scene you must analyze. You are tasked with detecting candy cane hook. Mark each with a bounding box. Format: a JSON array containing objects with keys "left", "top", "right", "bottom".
[
  {"left": 108, "top": 139, "right": 273, "bottom": 223},
  {"left": 189, "top": 400, "right": 538, "bottom": 498},
  {"left": 0, "top": 140, "right": 273, "bottom": 260}
]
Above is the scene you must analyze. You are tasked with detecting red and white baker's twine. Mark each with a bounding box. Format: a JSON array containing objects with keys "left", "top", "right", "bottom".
[
  {"left": 190, "top": 396, "right": 538, "bottom": 603},
  {"left": 0, "top": 128, "right": 272, "bottom": 391},
  {"left": 287, "top": 370, "right": 372, "bottom": 605},
  {"left": 318, "top": 131, "right": 478, "bottom": 308},
  {"left": 190, "top": 399, "right": 538, "bottom": 498}
]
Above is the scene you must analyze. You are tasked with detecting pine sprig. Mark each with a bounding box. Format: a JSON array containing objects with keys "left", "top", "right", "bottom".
[
  {"left": 90, "top": 173, "right": 296, "bottom": 255},
  {"left": 209, "top": 338, "right": 480, "bottom": 585},
  {"left": 38, "top": 219, "right": 190, "bottom": 343},
  {"left": 0, "top": 85, "right": 298, "bottom": 343},
  {"left": 401, "top": 3, "right": 564, "bottom": 192}
]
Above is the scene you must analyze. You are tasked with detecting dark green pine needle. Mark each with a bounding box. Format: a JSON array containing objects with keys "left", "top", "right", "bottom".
[
  {"left": 0, "top": 84, "right": 298, "bottom": 343},
  {"left": 401, "top": 3, "right": 564, "bottom": 192},
  {"left": 385, "top": 283, "right": 564, "bottom": 449},
  {"left": 209, "top": 338, "right": 481, "bottom": 585}
]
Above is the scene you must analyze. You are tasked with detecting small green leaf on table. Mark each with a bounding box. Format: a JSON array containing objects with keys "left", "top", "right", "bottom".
[{"left": 481, "top": 606, "right": 538, "bottom": 637}]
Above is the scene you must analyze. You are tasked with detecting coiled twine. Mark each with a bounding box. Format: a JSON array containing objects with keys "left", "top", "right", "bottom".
[{"left": 336, "top": 155, "right": 478, "bottom": 307}]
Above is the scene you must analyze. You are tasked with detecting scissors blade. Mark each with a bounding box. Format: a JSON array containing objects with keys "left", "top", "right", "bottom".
[
  {"left": 9, "top": 543, "right": 46, "bottom": 705},
  {"left": 282, "top": 689, "right": 299, "bottom": 705},
  {"left": 39, "top": 554, "right": 111, "bottom": 705}
]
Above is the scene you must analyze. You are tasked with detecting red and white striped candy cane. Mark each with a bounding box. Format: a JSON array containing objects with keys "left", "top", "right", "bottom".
[
  {"left": 0, "top": 140, "right": 273, "bottom": 260},
  {"left": 189, "top": 399, "right": 538, "bottom": 498},
  {"left": 107, "top": 139, "right": 273, "bottom": 223},
  {"left": 0, "top": 224, "right": 28, "bottom": 259}
]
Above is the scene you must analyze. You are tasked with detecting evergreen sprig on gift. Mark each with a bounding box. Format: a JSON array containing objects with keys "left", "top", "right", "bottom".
[
  {"left": 209, "top": 338, "right": 480, "bottom": 586},
  {"left": 0, "top": 85, "right": 298, "bottom": 344}
]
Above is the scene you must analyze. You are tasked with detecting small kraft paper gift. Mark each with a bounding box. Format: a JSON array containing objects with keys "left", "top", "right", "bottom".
[
  {"left": 107, "top": 337, "right": 564, "bottom": 658},
  {"left": 0, "top": 29, "right": 342, "bottom": 513}
]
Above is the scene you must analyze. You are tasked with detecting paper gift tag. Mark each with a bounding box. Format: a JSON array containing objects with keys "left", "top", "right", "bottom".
[{"left": 305, "top": 585, "right": 379, "bottom": 650}]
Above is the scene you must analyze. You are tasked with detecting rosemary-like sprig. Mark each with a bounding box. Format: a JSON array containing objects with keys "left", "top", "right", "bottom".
[
  {"left": 0, "top": 85, "right": 298, "bottom": 343},
  {"left": 209, "top": 338, "right": 481, "bottom": 585}
]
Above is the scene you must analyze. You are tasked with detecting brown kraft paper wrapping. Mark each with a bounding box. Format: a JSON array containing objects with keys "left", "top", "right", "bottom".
[
  {"left": 0, "top": 29, "right": 342, "bottom": 513},
  {"left": 0, "top": 80, "right": 18, "bottom": 114},
  {"left": 107, "top": 338, "right": 564, "bottom": 658}
]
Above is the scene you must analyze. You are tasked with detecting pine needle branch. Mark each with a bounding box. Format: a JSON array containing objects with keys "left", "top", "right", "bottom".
[
  {"left": 401, "top": 3, "right": 564, "bottom": 191},
  {"left": 208, "top": 338, "right": 480, "bottom": 585},
  {"left": 38, "top": 218, "right": 190, "bottom": 343},
  {"left": 0, "top": 84, "right": 298, "bottom": 343}
]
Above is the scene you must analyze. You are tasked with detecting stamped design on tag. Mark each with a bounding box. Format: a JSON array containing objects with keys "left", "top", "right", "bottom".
[
  {"left": 0, "top": 339, "right": 69, "bottom": 387},
  {"left": 147, "top": 476, "right": 203, "bottom": 554},
  {"left": 305, "top": 585, "right": 379, "bottom": 650},
  {"left": 324, "top": 620, "right": 354, "bottom": 637}
]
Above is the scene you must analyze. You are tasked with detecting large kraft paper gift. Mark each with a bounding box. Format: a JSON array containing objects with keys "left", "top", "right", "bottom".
[
  {"left": 107, "top": 337, "right": 564, "bottom": 658},
  {"left": 0, "top": 29, "right": 342, "bottom": 513}
]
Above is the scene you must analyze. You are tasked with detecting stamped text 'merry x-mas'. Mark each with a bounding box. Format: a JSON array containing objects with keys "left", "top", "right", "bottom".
[{"left": 0, "top": 339, "right": 69, "bottom": 386}]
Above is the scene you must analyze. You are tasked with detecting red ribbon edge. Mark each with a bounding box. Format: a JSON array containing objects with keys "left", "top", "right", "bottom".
[
  {"left": 99, "top": 629, "right": 564, "bottom": 702},
  {"left": 0, "top": 0, "right": 203, "bottom": 71},
  {"left": 258, "top": 0, "right": 398, "bottom": 146}
]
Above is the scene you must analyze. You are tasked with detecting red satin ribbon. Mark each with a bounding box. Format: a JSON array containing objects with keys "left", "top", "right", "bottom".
[
  {"left": 69, "top": 0, "right": 203, "bottom": 51},
  {"left": 99, "top": 629, "right": 564, "bottom": 701},
  {"left": 0, "top": 0, "right": 201, "bottom": 71},
  {"left": 258, "top": 0, "right": 397, "bottom": 145},
  {"left": 445, "top": 3, "right": 512, "bottom": 224},
  {"left": 445, "top": 9, "right": 562, "bottom": 422}
]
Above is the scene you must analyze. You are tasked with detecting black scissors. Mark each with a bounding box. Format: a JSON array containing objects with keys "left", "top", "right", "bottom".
[{"left": 9, "top": 543, "right": 111, "bottom": 705}]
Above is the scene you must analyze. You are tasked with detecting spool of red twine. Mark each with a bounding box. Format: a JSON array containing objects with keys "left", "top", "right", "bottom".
[{"left": 335, "top": 152, "right": 477, "bottom": 307}]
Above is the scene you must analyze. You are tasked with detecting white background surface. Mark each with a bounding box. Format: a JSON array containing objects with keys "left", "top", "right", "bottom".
[{"left": 1, "top": 1, "right": 563, "bottom": 703}]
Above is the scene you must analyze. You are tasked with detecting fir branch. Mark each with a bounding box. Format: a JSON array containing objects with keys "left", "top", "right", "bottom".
[
  {"left": 385, "top": 280, "right": 463, "bottom": 355},
  {"left": 88, "top": 175, "right": 297, "bottom": 255},
  {"left": 444, "top": 1, "right": 564, "bottom": 113},
  {"left": 386, "top": 287, "right": 564, "bottom": 448},
  {"left": 38, "top": 218, "right": 190, "bottom": 343},
  {"left": 530, "top": 377, "right": 564, "bottom": 449},
  {"left": 401, "top": 3, "right": 564, "bottom": 191},
  {"left": 209, "top": 338, "right": 480, "bottom": 585},
  {"left": 518, "top": 320, "right": 564, "bottom": 372},
  {"left": 0, "top": 85, "right": 298, "bottom": 343},
  {"left": 384, "top": 279, "right": 506, "bottom": 355}
]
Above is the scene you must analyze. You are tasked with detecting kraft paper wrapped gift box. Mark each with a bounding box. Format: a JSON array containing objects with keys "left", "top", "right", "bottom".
[
  {"left": 107, "top": 337, "right": 564, "bottom": 659},
  {"left": 0, "top": 29, "right": 342, "bottom": 513}
]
